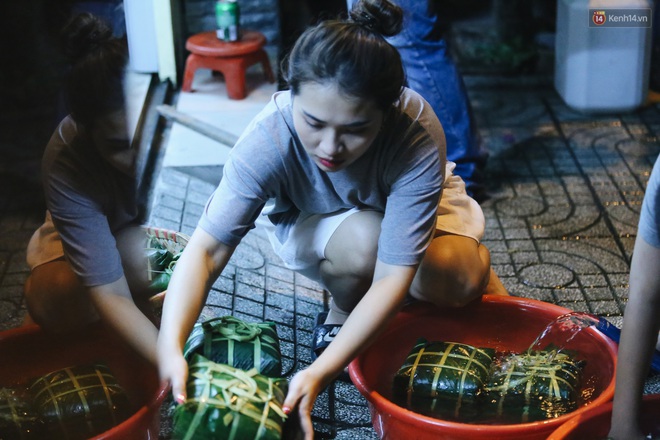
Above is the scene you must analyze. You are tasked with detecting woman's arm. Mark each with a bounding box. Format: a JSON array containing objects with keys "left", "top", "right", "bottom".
[
  {"left": 283, "top": 259, "right": 417, "bottom": 440},
  {"left": 608, "top": 236, "right": 660, "bottom": 440},
  {"left": 89, "top": 278, "right": 159, "bottom": 363},
  {"left": 156, "top": 227, "right": 236, "bottom": 402}
]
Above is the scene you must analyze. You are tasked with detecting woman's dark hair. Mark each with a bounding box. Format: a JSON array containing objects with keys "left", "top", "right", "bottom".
[
  {"left": 282, "top": 0, "right": 405, "bottom": 110},
  {"left": 61, "top": 12, "right": 127, "bottom": 127}
]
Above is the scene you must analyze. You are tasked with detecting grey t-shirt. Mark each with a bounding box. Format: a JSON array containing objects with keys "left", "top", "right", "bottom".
[
  {"left": 36, "top": 116, "right": 138, "bottom": 286},
  {"left": 639, "top": 155, "right": 660, "bottom": 248},
  {"left": 199, "top": 87, "right": 446, "bottom": 266}
]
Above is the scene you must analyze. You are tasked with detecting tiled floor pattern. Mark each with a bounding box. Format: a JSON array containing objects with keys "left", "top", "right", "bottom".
[
  {"left": 473, "top": 84, "right": 660, "bottom": 324},
  {"left": 144, "top": 74, "right": 660, "bottom": 437},
  {"left": 3, "top": 70, "right": 660, "bottom": 438}
]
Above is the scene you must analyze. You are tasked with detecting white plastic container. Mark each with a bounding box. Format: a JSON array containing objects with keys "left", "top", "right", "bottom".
[
  {"left": 124, "top": 0, "right": 159, "bottom": 73},
  {"left": 555, "top": 0, "right": 653, "bottom": 113}
]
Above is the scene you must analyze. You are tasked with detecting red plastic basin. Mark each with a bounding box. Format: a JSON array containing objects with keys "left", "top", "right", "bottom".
[
  {"left": 348, "top": 295, "right": 618, "bottom": 440},
  {"left": 547, "top": 394, "right": 660, "bottom": 439},
  {"left": 0, "top": 323, "right": 168, "bottom": 439}
]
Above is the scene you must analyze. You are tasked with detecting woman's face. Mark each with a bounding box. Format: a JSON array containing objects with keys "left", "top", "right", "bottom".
[{"left": 292, "top": 82, "right": 384, "bottom": 172}]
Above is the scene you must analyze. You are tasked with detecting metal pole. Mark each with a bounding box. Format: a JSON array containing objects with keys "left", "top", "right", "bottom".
[{"left": 156, "top": 104, "right": 239, "bottom": 147}]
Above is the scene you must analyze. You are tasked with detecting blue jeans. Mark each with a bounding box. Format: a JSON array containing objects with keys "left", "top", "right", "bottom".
[{"left": 386, "top": 0, "right": 487, "bottom": 196}]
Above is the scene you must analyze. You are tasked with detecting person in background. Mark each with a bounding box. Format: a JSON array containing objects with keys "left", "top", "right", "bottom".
[
  {"left": 158, "top": 0, "right": 506, "bottom": 437},
  {"left": 608, "top": 155, "right": 660, "bottom": 440},
  {"left": 277, "top": 0, "right": 347, "bottom": 90},
  {"left": 347, "top": 0, "right": 488, "bottom": 201},
  {"left": 23, "top": 12, "right": 158, "bottom": 364}
]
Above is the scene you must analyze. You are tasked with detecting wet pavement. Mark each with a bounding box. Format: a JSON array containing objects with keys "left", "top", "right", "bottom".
[{"left": 2, "top": 69, "right": 660, "bottom": 439}]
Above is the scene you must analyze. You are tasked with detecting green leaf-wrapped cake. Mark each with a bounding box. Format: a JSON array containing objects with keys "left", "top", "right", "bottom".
[
  {"left": 183, "top": 316, "right": 282, "bottom": 377},
  {"left": 173, "top": 355, "right": 288, "bottom": 440},
  {"left": 0, "top": 387, "right": 43, "bottom": 440},
  {"left": 28, "top": 363, "right": 132, "bottom": 440},
  {"left": 393, "top": 339, "right": 495, "bottom": 420},
  {"left": 483, "top": 350, "right": 585, "bottom": 423}
]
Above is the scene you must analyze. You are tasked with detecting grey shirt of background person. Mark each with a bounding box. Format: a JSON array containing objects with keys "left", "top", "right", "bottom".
[
  {"left": 27, "top": 115, "right": 138, "bottom": 287},
  {"left": 639, "top": 156, "right": 660, "bottom": 248}
]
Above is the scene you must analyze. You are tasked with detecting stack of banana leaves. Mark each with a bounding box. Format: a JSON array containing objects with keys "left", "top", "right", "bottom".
[
  {"left": 174, "top": 355, "right": 288, "bottom": 440},
  {"left": 146, "top": 233, "right": 182, "bottom": 293},
  {"left": 174, "top": 316, "right": 289, "bottom": 439},
  {"left": 183, "top": 316, "right": 282, "bottom": 377}
]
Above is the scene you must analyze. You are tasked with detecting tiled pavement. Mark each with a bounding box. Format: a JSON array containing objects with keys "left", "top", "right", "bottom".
[{"left": 3, "top": 70, "right": 660, "bottom": 438}]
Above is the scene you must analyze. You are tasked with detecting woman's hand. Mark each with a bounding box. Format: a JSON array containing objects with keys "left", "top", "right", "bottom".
[
  {"left": 156, "top": 229, "right": 238, "bottom": 403},
  {"left": 280, "top": 262, "right": 416, "bottom": 438},
  {"left": 282, "top": 366, "right": 331, "bottom": 440},
  {"left": 157, "top": 343, "right": 189, "bottom": 404},
  {"left": 89, "top": 277, "right": 159, "bottom": 364}
]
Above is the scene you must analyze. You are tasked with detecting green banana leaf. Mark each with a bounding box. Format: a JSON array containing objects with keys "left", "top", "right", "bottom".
[
  {"left": 184, "top": 316, "right": 282, "bottom": 377},
  {"left": 146, "top": 235, "right": 181, "bottom": 292},
  {"left": 173, "top": 355, "right": 288, "bottom": 440},
  {"left": 28, "top": 363, "right": 132, "bottom": 440}
]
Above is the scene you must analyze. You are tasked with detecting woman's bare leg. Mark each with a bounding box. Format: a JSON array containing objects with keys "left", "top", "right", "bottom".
[{"left": 318, "top": 211, "right": 382, "bottom": 324}]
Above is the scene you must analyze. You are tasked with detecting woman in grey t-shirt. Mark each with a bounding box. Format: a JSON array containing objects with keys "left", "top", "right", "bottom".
[
  {"left": 157, "top": 0, "right": 506, "bottom": 436},
  {"left": 24, "top": 13, "right": 158, "bottom": 364}
]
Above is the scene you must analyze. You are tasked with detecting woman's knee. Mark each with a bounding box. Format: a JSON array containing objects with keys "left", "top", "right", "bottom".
[
  {"left": 323, "top": 210, "right": 381, "bottom": 279},
  {"left": 412, "top": 238, "right": 490, "bottom": 307},
  {"left": 412, "top": 269, "right": 485, "bottom": 308},
  {"left": 24, "top": 262, "right": 96, "bottom": 333}
]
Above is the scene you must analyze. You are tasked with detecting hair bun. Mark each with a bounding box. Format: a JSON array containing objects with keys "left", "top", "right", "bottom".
[
  {"left": 349, "top": 0, "right": 403, "bottom": 37},
  {"left": 61, "top": 12, "right": 113, "bottom": 61}
]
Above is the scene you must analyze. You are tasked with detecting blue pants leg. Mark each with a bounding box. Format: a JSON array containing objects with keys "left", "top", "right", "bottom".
[{"left": 386, "top": 1, "right": 488, "bottom": 197}]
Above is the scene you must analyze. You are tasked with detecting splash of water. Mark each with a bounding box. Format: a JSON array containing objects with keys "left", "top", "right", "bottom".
[
  {"left": 488, "top": 312, "right": 600, "bottom": 394},
  {"left": 525, "top": 311, "right": 599, "bottom": 362}
]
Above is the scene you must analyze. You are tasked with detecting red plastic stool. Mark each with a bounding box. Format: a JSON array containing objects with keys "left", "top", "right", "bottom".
[{"left": 182, "top": 30, "right": 275, "bottom": 99}]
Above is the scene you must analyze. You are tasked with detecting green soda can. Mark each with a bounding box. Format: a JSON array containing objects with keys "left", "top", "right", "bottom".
[{"left": 215, "top": 0, "right": 240, "bottom": 42}]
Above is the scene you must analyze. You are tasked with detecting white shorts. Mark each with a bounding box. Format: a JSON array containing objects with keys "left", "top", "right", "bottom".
[{"left": 264, "top": 162, "right": 485, "bottom": 283}]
